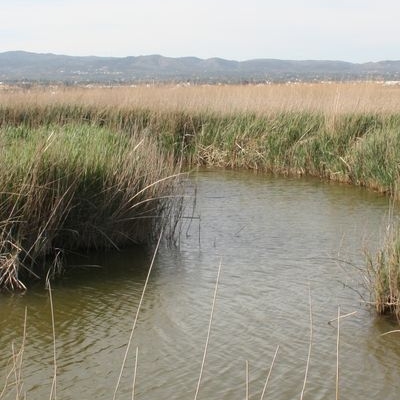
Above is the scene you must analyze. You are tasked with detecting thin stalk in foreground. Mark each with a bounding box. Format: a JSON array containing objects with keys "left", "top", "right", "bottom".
[
  {"left": 300, "top": 286, "right": 313, "bottom": 400},
  {"left": 0, "top": 310, "right": 27, "bottom": 400},
  {"left": 259, "top": 345, "right": 280, "bottom": 400},
  {"left": 336, "top": 306, "right": 340, "bottom": 400},
  {"left": 131, "top": 347, "right": 139, "bottom": 400},
  {"left": 380, "top": 329, "right": 400, "bottom": 336},
  {"left": 245, "top": 360, "right": 249, "bottom": 400},
  {"left": 17, "top": 307, "right": 28, "bottom": 400},
  {"left": 11, "top": 343, "right": 19, "bottom": 399},
  {"left": 47, "top": 280, "right": 57, "bottom": 400},
  {"left": 113, "top": 230, "right": 163, "bottom": 400},
  {"left": 193, "top": 260, "right": 222, "bottom": 400}
]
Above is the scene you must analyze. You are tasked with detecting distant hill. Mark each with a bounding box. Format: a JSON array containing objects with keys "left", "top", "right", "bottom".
[{"left": 1, "top": 51, "right": 400, "bottom": 84}]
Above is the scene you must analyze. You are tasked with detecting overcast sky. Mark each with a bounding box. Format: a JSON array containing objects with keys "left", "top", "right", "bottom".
[{"left": 1, "top": 0, "right": 399, "bottom": 62}]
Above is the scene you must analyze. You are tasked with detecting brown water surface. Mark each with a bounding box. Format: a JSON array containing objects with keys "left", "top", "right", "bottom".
[{"left": 1, "top": 170, "right": 399, "bottom": 400}]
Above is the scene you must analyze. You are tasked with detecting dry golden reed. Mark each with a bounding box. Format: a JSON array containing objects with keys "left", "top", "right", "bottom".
[{"left": 1, "top": 82, "right": 400, "bottom": 115}]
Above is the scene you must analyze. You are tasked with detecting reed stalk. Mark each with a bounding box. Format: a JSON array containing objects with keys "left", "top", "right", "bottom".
[
  {"left": 245, "top": 360, "right": 249, "bottom": 400},
  {"left": 47, "top": 279, "right": 57, "bottom": 400},
  {"left": 193, "top": 260, "right": 222, "bottom": 400},
  {"left": 259, "top": 345, "right": 280, "bottom": 400},
  {"left": 0, "top": 308, "right": 27, "bottom": 400},
  {"left": 113, "top": 231, "right": 163, "bottom": 400},
  {"left": 336, "top": 306, "right": 340, "bottom": 400},
  {"left": 131, "top": 347, "right": 139, "bottom": 400},
  {"left": 299, "top": 286, "right": 313, "bottom": 400}
]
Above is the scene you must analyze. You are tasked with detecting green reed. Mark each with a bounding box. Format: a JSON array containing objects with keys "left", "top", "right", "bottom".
[
  {"left": 1, "top": 102, "right": 400, "bottom": 313},
  {"left": 0, "top": 121, "right": 180, "bottom": 289},
  {"left": 366, "top": 220, "right": 400, "bottom": 319}
]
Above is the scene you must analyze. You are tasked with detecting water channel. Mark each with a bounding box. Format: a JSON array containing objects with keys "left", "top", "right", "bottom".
[{"left": 1, "top": 170, "right": 399, "bottom": 399}]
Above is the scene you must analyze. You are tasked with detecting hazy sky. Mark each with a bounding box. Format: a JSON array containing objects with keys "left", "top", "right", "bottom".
[{"left": 1, "top": 0, "right": 399, "bottom": 62}]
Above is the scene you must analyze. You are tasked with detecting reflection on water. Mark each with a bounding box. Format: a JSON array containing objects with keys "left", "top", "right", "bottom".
[{"left": 1, "top": 170, "right": 399, "bottom": 400}]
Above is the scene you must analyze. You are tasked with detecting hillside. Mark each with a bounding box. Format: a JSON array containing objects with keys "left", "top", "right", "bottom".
[{"left": 1, "top": 51, "right": 400, "bottom": 84}]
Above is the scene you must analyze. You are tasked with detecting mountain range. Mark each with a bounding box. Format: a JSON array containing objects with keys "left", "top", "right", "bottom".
[{"left": 1, "top": 51, "right": 400, "bottom": 84}]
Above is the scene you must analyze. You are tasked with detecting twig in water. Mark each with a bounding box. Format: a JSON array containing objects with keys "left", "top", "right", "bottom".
[
  {"left": 2, "top": 308, "right": 29, "bottom": 400},
  {"left": 300, "top": 286, "right": 313, "bottom": 400},
  {"left": 336, "top": 306, "right": 340, "bottom": 400},
  {"left": 380, "top": 329, "right": 400, "bottom": 337},
  {"left": 113, "top": 230, "right": 163, "bottom": 400},
  {"left": 234, "top": 225, "right": 246, "bottom": 237},
  {"left": 328, "top": 311, "right": 357, "bottom": 325},
  {"left": 259, "top": 345, "right": 280, "bottom": 400},
  {"left": 17, "top": 307, "right": 28, "bottom": 399},
  {"left": 12, "top": 343, "right": 18, "bottom": 399},
  {"left": 131, "top": 347, "right": 139, "bottom": 400},
  {"left": 245, "top": 360, "right": 249, "bottom": 400},
  {"left": 193, "top": 260, "right": 222, "bottom": 400}
]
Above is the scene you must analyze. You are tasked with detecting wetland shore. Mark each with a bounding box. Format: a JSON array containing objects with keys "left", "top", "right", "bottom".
[{"left": 1, "top": 82, "right": 399, "bottom": 317}]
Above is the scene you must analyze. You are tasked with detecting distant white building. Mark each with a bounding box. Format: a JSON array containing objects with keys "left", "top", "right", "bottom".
[{"left": 384, "top": 81, "right": 400, "bottom": 86}]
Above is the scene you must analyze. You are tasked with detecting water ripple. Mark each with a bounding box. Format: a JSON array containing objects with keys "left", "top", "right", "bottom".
[{"left": 0, "top": 170, "right": 398, "bottom": 400}]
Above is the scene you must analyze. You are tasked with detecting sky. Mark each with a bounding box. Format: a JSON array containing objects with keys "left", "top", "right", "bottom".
[{"left": 1, "top": 0, "right": 399, "bottom": 62}]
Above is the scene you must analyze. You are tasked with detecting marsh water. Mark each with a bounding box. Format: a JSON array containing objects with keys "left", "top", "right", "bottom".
[{"left": 1, "top": 170, "right": 400, "bottom": 400}]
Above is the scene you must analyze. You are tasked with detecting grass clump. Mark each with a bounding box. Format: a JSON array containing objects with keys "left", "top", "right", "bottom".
[
  {"left": 0, "top": 123, "right": 180, "bottom": 290},
  {"left": 366, "top": 221, "right": 400, "bottom": 319}
]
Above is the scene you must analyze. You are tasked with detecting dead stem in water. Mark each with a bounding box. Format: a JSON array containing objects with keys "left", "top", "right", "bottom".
[
  {"left": 336, "top": 307, "right": 341, "bottom": 400},
  {"left": 193, "top": 260, "right": 222, "bottom": 400},
  {"left": 0, "top": 308, "right": 27, "bottom": 400},
  {"left": 259, "top": 345, "right": 280, "bottom": 400},
  {"left": 245, "top": 360, "right": 249, "bottom": 400},
  {"left": 131, "top": 347, "right": 139, "bottom": 400},
  {"left": 46, "top": 279, "right": 57, "bottom": 400},
  {"left": 113, "top": 230, "right": 163, "bottom": 400},
  {"left": 299, "top": 286, "right": 313, "bottom": 400}
]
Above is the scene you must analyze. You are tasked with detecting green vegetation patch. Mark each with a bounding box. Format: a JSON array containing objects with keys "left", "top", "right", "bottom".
[{"left": 0, "top": 123, "right": 179, "bottom": 289}]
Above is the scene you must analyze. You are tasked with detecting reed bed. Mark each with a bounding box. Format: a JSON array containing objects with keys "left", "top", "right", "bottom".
[
  {"left": 2, "top": 82, "right": 400, "bottom": 114},
  {"left": 0, "top": 122, "right": 180, "bottom": 290},
  {"left": 1, "top": 82, "right": 400, "bottom": 316},
  {"left": 2, "top": 102, "right": 398, "bottom": 195},
  {"left": 366, "top": 220, "right": 400, "bottom": 319}
]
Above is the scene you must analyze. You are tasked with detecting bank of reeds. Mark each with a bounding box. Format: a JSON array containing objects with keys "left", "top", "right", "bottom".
[
  {"left": 1, "top": 83, "right": 400, "bottom": 315},
  {"left": 2, "top": 82, "right": 400, "bottom": 114},
  {"left": 1, "top": 103, "right": 399, "bottom": 195},
  {"left": 366, "top": 220, "right": 400, "bottom": 319},
  {"left": 0, "top": 122, "right": 180, "bottom": 290}
]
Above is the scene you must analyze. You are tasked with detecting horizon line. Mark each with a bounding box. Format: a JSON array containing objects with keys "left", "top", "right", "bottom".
[{"left": 1, "top": 50, "right": 399, "bottom": 65}]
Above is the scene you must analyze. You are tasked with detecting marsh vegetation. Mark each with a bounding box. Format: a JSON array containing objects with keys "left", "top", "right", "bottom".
[{"left": 0, "top": 82, "right": 400, "bottom": 317}]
